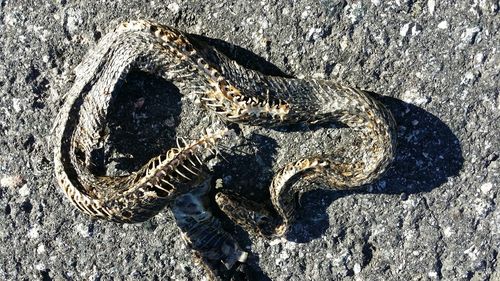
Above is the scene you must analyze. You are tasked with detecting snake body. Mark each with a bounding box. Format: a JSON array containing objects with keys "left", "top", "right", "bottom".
[{"left": 53, "top": 20, "right": 396, "bottom": 280}]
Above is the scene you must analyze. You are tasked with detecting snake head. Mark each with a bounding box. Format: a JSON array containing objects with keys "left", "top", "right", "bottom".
[
  {"left": 254, "top": 214, "right": 283, "bottom": 238},
  {"left": 215, "top": 190, "right": 283, "bottom": 238}
]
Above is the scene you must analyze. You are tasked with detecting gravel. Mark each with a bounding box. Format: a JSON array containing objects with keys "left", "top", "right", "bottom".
[{"left": 0, "top": 1, "right": 498, "bottom": 280}]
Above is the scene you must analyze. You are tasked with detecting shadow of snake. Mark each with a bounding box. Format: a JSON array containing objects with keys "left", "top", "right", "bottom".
[
  {"left": 96, "top": 29, "right": 463, "bottom": 280},
  {"left": 189, "top": 33, "right": 463, "bottom": 242}
]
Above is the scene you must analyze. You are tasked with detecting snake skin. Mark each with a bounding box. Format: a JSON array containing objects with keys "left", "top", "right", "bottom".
[{"left": 53, "top": 20, "right": 396, "bottom": 280}]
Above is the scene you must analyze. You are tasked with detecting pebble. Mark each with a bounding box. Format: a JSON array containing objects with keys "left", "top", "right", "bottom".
[
  {"left": 167, "top": 3, "right": 180, "bottom": 14},
  {"left": 18, "top": 184, "right": 30, "bottom": 196},
  {"left": 353, "top": 263, "right": 361, "bottom": 274},
  {"left": 428, "top": 0, "right": 436, "bottom": 15},
  {"left": 0, "top": 175, "right": 25, "bottom": 188},
  {"left": 400, "top": 23, "right": 410, "bottom": 37},
  {"left": 480, "top": 182, "right": 492, "bottom": 194},
  {"left": 461, "top": 26, "right": 481, "bottom": 44},
  {"left": 437, "top": 21, "right": 449, "bottom": 29}
]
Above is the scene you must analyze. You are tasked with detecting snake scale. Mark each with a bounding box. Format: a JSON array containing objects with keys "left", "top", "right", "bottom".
[{"left": 53, "top": 20, "right": 396, "bottom": 280}]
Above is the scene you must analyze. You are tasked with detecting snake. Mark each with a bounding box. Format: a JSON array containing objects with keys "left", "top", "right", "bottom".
[{"left": 53, "top": 20, "right": 396, "bottom": 280}]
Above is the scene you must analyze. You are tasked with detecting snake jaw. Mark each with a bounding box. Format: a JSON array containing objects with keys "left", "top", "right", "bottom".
[{"left": 214, "top": 190, "right": 282, "bottom": 238}]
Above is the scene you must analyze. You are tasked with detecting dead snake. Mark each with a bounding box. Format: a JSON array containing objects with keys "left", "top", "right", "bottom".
[{"left": 53, "top": 20, "right": 396, "bottom": 280}]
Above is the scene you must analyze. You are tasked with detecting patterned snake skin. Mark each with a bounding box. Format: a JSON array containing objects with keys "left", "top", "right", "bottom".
[{"left": 53, "top": 20, "right": 396, "bottom": 280}]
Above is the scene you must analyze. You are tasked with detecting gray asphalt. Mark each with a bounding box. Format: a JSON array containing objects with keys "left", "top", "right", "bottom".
[{"left": 0, "top": 1, "right": 498, "bottom": 280}]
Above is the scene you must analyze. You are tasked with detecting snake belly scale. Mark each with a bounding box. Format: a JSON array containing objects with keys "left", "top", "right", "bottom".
[{"left": 53, "top": 20, "right": 396, "bottom": 280}]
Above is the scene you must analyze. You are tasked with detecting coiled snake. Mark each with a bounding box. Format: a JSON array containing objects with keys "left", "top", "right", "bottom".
[{"left": 53, "top": 20, "right": 396, "bottom": 280}]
